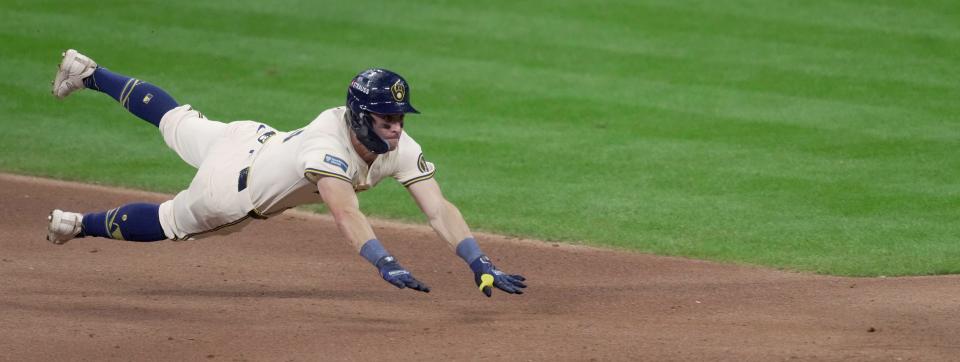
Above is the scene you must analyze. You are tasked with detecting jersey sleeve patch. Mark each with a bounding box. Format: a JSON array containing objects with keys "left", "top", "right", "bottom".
[
  {"left": 403, "top": 153, "right": 434, "bottom": 186},
  {"left": 417, "top": 153, "right": 429, "bottom": 173},
  {"left": 391, "top": 137, "right": 435, "bottom": 187},
  {"left": 324, "top": 154, "right": 349, "bottom": 172}
]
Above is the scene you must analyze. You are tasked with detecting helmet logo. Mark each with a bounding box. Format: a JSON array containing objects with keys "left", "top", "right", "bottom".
[{"left": 390, "top": 79, "right": 406, "bottom": 102}]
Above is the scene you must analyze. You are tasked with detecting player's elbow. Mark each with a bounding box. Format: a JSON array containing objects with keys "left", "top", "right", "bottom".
[
  {"left": 419, "top": 198, "right": 442, "bottom": 221},
  {"left": 426, "top": 199, "right": 460, "bottom": 223},
  {"left": 329, "top": 204, "right": 364, "bottom": 225}
]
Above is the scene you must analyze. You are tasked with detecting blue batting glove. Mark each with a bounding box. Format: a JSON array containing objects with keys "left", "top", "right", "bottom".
[
  {"left": 469, "top": 255, "right": 527, "bottom": 297},
  {"left": 375, "top": 256, "right": 430, "bottom": 293}
]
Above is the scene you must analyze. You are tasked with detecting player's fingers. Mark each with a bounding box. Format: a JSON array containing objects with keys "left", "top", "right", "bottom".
[
  {"left": 509, "top": 274, "right": 526, "bottom": 282},
  {"left": 504, "top": 276, "right": 527, "bottom": 288},
  {"left": 494, "top": 280, "right": 521, "bottom": 294},
  {"left": 481, "top": 285, "right": 492, "bottom": 297},
  {"left": 387, "top": 278, "right": 406, "bottom": 289},
  {"left": 399, "top": 274, "right": 428, "bottom": 291},
  {"left": 404, "top": 277, "right": 431, "bottom": 293}
]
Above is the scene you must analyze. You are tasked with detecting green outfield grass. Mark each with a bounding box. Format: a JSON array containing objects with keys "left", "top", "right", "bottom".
[{"left": 1, "top": 0, "right": 958, "bottom": 276}]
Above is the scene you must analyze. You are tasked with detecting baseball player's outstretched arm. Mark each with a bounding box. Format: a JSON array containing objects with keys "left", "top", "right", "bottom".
[
  {"left": 407, "top": 179, "right": 527, "bottom": 297},
  {"left": 316, "top": 177, "right": 376, "bottom": 249},
  {"left": 316, "top": 177, "right": 430, "bottom": 292},
  {"left": 407, "top": 178, "right": 472, "bottom": 245}
]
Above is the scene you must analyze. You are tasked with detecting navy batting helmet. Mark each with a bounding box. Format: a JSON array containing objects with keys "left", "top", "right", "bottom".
[{"left": 346, "top": 68, "right": 419, "bottom": 154}]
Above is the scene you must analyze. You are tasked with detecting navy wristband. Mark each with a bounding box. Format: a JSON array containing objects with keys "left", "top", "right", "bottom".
[
  {"left": 359, "top": 239, "right": 390, "bottom": 266},
  {"left": 456, "top": 237, "right": 484, "bottom": 265}
]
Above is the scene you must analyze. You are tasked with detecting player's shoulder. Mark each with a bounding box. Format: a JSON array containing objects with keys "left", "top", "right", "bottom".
[
  {"left": 291, "top": 106, "right": 348, "bottom": 151},
  {"left": 301, "top": 106, "right": 348, "bottom": 137},
  {"left": 385, "top": 129, "right": 435, "bottom": 183},
  {"left": 377, "top": 130, "right": 425, "bottom": 174},
  {"left": 395, "top": 130, "right": 424, "bottom": 156},
  {"left": 306, "top": 106, "right": 347, "bottom": 128}
]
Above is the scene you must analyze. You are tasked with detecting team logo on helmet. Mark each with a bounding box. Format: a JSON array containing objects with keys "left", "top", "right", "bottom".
[{"left": 390, "top": 79, "right": 406, "bottom": 102}]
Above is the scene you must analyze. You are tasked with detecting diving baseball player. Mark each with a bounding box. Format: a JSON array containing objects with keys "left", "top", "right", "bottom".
[{"left": 46, "top": 49, "right": 526, "bottom": 297}]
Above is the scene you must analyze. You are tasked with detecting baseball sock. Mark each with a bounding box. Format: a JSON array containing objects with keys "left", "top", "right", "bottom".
[
  {"left": 81, "top": 203, "right": 167, "bottom": 242},
  {"left": 83, "top": 67, "right": 179, "bottom": 128}
]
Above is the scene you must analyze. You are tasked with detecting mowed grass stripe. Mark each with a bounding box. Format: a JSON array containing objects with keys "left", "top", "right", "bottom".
[
  {"left": 645, "top": 0, "right": 960, "bottom": 41},
  {"left": 7, "top": 4, "right": 953, "bottom": 127},
  {"left": 4, "top": 2, "right": 956, "bottom": 92}
]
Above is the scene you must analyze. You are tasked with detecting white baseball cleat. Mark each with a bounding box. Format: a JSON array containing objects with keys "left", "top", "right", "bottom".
[
  {"left": 52, "top": 49, "right": 97, "bottom": 99},
  {"left": 46, "top": 209, "right": 84, "bottom": 244}
]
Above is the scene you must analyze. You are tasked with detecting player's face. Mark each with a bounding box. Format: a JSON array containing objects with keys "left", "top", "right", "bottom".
[{"left": 370, "top": 113, "right": 404, "bottom": 151}]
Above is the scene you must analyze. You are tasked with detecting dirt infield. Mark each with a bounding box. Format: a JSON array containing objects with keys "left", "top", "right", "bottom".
[{"left": 1, "top": 173, "right": 958, "bottom": 361}]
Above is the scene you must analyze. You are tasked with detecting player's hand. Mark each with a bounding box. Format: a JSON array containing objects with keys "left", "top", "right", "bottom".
[
  {"left": 469, "top": 255, "right": 527, "bottom": 297},
  {"left": 375, "top": 256, "right": 430, "bottom": 293}
]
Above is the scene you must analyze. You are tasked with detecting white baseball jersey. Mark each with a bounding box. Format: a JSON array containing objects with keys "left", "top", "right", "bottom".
[
  {"left": 155, "top": 105, "right": 435, "bottom": 240},
  {"left": 247, "top": 106, "right": 435, "bottom": 215}
]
